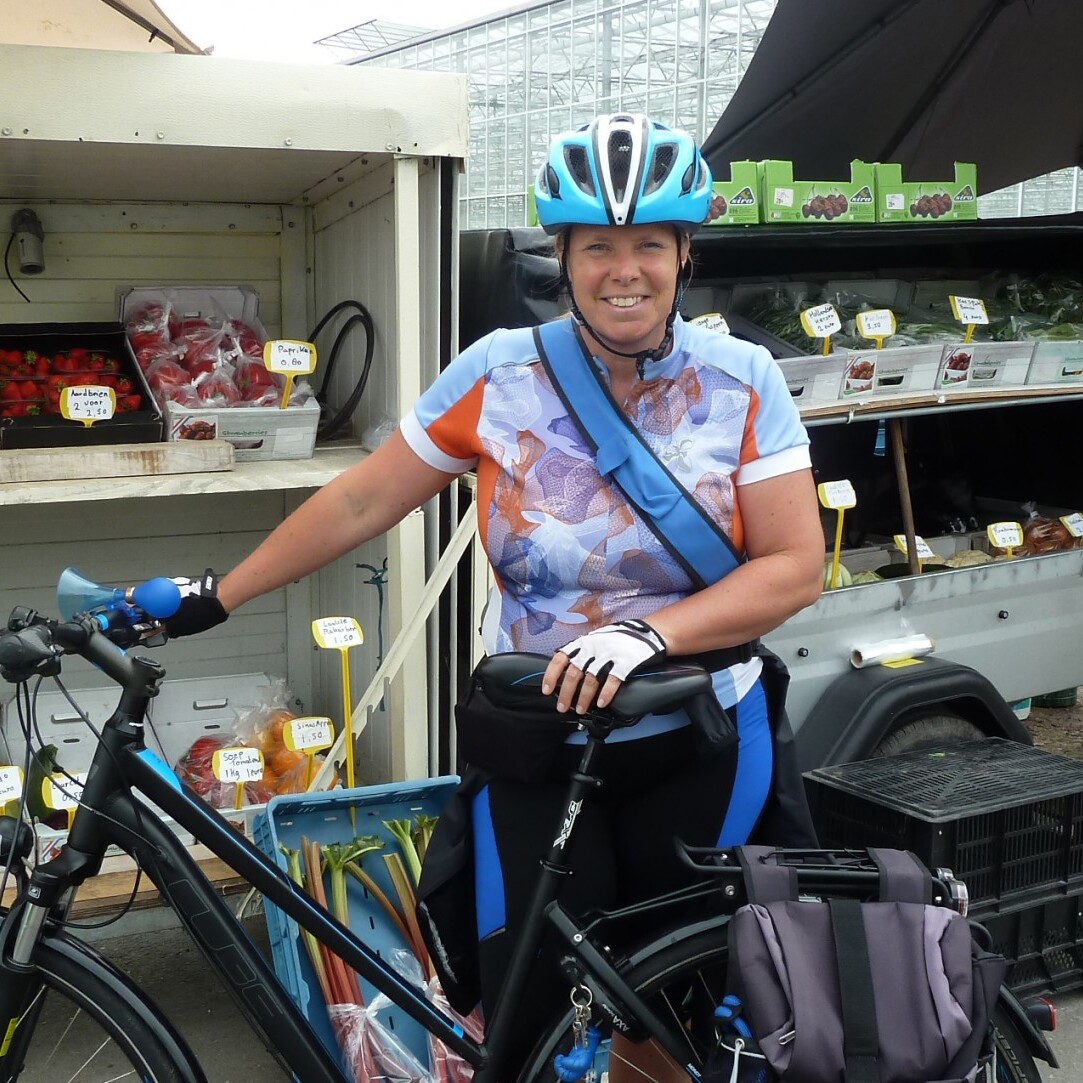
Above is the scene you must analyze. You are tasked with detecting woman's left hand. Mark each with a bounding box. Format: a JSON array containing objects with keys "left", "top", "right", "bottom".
[{"left": 542, "top": 619, "right": 667, "bottom": 714}]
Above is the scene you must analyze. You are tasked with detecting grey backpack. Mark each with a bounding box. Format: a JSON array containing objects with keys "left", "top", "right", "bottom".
[{"left": 712, "top": 847, "right": 1007, "bottom": 1083}]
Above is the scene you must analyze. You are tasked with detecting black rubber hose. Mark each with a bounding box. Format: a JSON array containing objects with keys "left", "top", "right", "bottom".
[{"left": 307, "top": 300, "right": 376, "bottom": 442}]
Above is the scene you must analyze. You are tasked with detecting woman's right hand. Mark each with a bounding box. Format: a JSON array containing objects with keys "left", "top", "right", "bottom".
[{"left": 163, "top": 570, "right": 229, "bottom": 638}]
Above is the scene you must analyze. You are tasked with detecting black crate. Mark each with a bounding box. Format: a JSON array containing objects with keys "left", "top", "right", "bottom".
[
  {"left": 806, "top": 739, "right": 1083, "bottom": 913},
  {"left": 982, "top": 894, "right": 1083, "bottom": 998},
  {"left": 0, "top": 322, "right": 162, "bottom": 448}
]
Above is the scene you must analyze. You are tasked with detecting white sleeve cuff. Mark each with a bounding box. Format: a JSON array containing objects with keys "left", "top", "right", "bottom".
[
  {"left": 399, "top": 411, "right": 479, "bottom": 473},
  {"left": 735, "top": 444, "right": 812, "bottom": 486}
]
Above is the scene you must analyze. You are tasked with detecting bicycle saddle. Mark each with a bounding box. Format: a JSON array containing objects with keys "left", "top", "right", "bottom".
[{"left": 476, "top": 652, "right": 712, "bottom": 721}]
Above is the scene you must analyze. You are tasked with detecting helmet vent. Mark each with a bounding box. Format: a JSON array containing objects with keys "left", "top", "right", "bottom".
[
  {"left": 607, "top": 129, "right": 634, "bottom": 201},
  {"left": 564, "top": 146, "right": 595, "bottom": 196},
  {"left": 644, "top": 143, "right": 677, "bottom": 195}
]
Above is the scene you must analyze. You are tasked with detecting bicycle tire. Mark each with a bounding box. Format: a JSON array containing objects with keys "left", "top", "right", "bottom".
[
  {"left": 991, "top": 1002, "right": 1043, "bottom": 1083},
  {"left": 1, "top": 938, "right": 198, "bottom": 1083},
  {"left": 517, "top": 927, "right": 1046, "bottom": 1083}
]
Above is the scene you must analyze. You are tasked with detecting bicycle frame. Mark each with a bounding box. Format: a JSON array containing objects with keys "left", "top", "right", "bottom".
[{"left": 0, "top": 682, "right": 716, "bottom": 1083}]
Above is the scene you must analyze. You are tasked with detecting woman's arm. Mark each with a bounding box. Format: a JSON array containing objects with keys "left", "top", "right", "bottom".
[
  {"left": 647, "top": 467, "right": 824, "bottom": 656},
  {"left": 545, "top": 468, "right": 824, "bottom": 712},
  {"left": 217, "top": 430, "right": 460, "bottom": 612}
]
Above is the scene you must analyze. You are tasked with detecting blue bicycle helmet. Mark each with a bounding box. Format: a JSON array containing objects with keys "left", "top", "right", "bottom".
[{"left": 535, "top": 114, "right": 712, "bottom": 234}]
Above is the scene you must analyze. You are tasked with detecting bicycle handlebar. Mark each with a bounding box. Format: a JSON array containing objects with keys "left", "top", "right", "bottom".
[{"left": 0, "top": 583, "right": 170, "bottom": 688}]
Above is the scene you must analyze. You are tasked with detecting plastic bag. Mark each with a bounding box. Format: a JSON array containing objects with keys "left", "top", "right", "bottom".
[
  {"left": 330, "top": 998, "right": 433, "bottom": 1083},
  {"left": 232, "top": 677, "right": 321, "bottom": 796},
  {"left": 173, "top": 733, "right": 274, "bottom": 808},
  {"left": 1021, "top": 501, "right": 1075, "bottom": 554},
  {"left": 389, "top": 950, "right": 484, "bottom": 1083}
]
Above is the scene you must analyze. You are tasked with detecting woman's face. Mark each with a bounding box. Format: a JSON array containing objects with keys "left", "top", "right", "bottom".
[{"left": 561, "top": 224, "right": 688, "bottom": 360}]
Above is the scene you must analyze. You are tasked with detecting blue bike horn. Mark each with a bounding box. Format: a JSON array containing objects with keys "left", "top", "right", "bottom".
[{"left": 57, "top": 567, "right": 182, "bottom": 620}]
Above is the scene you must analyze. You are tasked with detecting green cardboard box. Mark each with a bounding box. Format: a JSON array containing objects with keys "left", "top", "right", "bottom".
[
  {"left": 761, "top": 159, "right": 876, "bottom": 224},
  {"left": 704, "top": 161, "right": 762, "bottom": 226},
  {"left": 873, "top": 162, "right": 978, "bottom": 223}
]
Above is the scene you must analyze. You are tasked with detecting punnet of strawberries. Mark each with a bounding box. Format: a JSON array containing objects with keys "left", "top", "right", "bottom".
[
  {"left": 0, "top": 346, "right": 144, "bottom": 419},
  {"left": 126, "top": 300, "right": 314, "bottom": 412}
]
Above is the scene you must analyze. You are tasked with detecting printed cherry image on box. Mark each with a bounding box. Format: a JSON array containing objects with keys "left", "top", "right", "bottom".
[{"left": 120, "top": 286, "right": 320, "bottom": 461}]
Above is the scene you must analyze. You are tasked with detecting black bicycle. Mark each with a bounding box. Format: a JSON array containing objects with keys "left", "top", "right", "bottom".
[{"left": 0, "top": 576, "right": 1058, "bottom": 1082}]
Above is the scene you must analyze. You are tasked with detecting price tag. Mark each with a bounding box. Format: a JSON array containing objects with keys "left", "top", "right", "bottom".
[
  {"left": 1059, "top": 512, "right": 1083, "bottom": 538},
  {"left": 948, "top": 296, "right": 989, "bottom": 326},
  {"left": 311, "top": 616, "right": 364, "bottom": 650},
  {"left": 263, "top": 340, "right": 317, "bottom": 375},
  {"left": 0, "top": 766, "right": 23, "bottom": 804},
  {"left": 60, "top": 385, "right": 116, "bottom": 426},
  {"left": 987, "top": 521, "right": 1024, "bottom": 552},
  {"left": 689, "top": 312, "right": 730, "bottom": 335},
  {"left": 799, "top": 303, "right": 842, "bottom": 340},
  {"left": 894, "top": 534, "right": 936, "bottom": 562},
  {"left": 817, "top": 480, "right": 857, "bottom": 510},
  {"left": 856, "top": 309, "right": 897, "bottom": 342},
  {"left": 44, "top": 773, "right": 85, "bottom": 811},
  {"left": 284, "top": 716, "right": 334, "bottom": 753},
  {"left": 211, "top": 746, "right": 265, "bottom": 784}
]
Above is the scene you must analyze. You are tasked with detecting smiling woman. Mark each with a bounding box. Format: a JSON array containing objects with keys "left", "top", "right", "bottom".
[{"left": 164, "top": 110, "right": 825, "bottom": 1078}]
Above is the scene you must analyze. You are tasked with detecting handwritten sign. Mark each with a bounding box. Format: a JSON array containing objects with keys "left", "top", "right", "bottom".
[
  {"left": 948, "top": 296, "right": 989, "bottom": 326},
  {"left": 894, "top": 534, "right": 936, "bottom": 562},
  {"left": 988, "top": 521, "right": 1024, "bottom": 553},
  {"left": 800, "top": 303, "right": 842, "bottom": 340},
  {"left": 1060, "top": 512, "right": 1083, "bottom": 539},
  {"left": 284, "top": 716, "right": 334, "bottom": 753},
  {"left": 211, "top": 746, "right": 264, "bottom": 784},
  {"left": 263, "top": 339, "right": 317, "bottom": 375},
  {"left": 311, "top": 616, "right": 364, "bottom": 650},
  {"left": 817, "top": 480, "right": 857, "bottom": 510},
  {"left": 689, "top": 312, "right": 730, "bottom": 336},
  {"left": 856, "top": 309, "right": 897, "bottom": 342},
  {"left": 44, "top": 773, "right": 86, "bottom": 811},
  {"left": 0, "top": 766, "right": 23, "bottom": 804},
  {"left": 60, "top": 385, "right": 116, "bottom": 426}
]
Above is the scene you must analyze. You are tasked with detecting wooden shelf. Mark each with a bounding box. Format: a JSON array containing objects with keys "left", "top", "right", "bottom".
[
  {"left": 800, "top": 383, "right": 1083, "bottom": 425},
  {"left": 0, "top": 442, "right": 365, "bottom": 507}
]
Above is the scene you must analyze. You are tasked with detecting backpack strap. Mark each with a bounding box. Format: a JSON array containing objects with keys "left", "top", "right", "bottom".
[
  {"left": 868, "top": 848, "right": 932, "bottom": 904},
  {"left": 828, "top": 898, "right": 883, "bottom": 1083},
  {"left": 533, "top": 319, "right": 743, "bottom": 591}
]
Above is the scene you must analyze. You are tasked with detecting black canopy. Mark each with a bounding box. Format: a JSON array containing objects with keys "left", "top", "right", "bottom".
[{"left": 702, "top": 0, "right": 1083, "bottom": 196}]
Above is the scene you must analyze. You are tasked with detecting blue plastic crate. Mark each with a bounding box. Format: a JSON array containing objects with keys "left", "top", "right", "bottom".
[{"left": 252, "top": 776, "right": 460, "bottom": 1072}]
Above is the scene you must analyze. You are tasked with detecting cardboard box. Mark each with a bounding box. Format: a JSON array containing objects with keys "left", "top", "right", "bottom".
[
  {"left": 874, "top": 162, "right": 978, "bottom": 223},
  {"left": 937, "top": 341, "right": 1035, "bottom": 391},
  {"left": 164, "top": 398, "right": 320, "bottom": 461},
  {"left": 761, "top": 159, "right": 876, "bottom": 224},
  {"left": 0, "top": 322, "right": 162, "bottom": 449},
  {"left": 777, "top": 352, "right": 852, "bottom": 405},
  {"left": 839, "top": 344, "right": 945, "bottom": 399},
  {"left": 119, "top": 285, "right": 320, "bottom": 460},
  {"left": 704, "top": 162, "right": 762, "bottom": 226},
  {"left": 1025, "top": 340, "right": 1083, "bottom": 386}
]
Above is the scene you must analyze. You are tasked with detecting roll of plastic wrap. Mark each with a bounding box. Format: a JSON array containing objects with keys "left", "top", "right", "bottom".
[{"left": 850, "top": 634, "right": 935, "bottom": 669}]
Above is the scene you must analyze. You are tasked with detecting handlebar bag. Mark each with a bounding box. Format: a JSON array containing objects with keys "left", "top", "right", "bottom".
[{"left": 722, "top": 846, "right": 1006, "bottom": 1083}]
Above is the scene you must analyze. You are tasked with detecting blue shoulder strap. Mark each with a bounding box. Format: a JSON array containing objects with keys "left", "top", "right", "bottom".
[{"left": 533, "top": 320, "right": 742, "bottom": 590}]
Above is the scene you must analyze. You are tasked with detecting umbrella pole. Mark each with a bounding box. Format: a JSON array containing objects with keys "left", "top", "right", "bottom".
[{"left": 889, "top": 417, "right": 920, "bottom": 575}]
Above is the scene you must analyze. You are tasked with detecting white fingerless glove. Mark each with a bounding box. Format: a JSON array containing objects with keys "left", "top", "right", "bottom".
[{"left": 559, "top": 619, "right": 667, "bottom": 682}]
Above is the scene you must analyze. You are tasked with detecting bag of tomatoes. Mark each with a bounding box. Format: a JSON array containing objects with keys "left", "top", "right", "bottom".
[{"left": 173, "top": 733, "right": 276, "bottom": 809}]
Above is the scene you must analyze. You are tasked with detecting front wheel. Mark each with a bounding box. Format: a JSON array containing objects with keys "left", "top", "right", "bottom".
[
  {"left": 0, "top": 936, "right": 201, "bottom": 1083},
  {"left": 517, "top": 928, "right": 1045, "bottom": 1083}
]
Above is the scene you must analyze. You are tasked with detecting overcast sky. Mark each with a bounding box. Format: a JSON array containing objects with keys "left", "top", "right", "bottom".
[{"left": 161, "top": 0, "right": 517, "bottom": 62}]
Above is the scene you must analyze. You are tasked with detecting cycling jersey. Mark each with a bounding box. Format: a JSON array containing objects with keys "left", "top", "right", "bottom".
[{"left": 401, "top": 313, "right": 811, "bottom": 708}]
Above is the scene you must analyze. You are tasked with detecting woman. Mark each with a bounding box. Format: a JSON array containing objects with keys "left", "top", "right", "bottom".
[{"left": 168, "top": 114, "right": 824, "bottom": 1070}]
